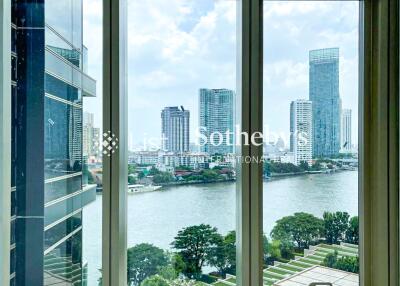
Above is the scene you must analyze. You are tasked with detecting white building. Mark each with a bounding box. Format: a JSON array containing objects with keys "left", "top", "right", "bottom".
[
  {"left": 161, "top": 152, "right": 209, "bottom": 169},
  {"left": 130, "top": 151, "right": 160, "bottom": 165},
  {"left": 83, "top": 112, "right": 100, "bottom": 158},
  {"left": 280, "top": 152, "right": 295, "bottom": 164},
  {"left": 161, "top": 106, "right": 190, "bottom": 152},
  {"left": 341, "top": 108, "right": 352, "bottom": 152},
  {"left": 290, "top": 100, "right": 312, "bottom": 166}
]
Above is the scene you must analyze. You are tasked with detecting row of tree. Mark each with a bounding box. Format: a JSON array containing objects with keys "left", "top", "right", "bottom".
[
  {"left": 263, "top": 159, "right": 342, "bottom": 176},
  {"left": 323, "top": 250, "right": 359, "bottom": 273},
  {"left": 271, "top": 212, "right": 359, "bottom": 250},
  {"left": 121, "top": 211, "right": 358, "bottom": 286}
]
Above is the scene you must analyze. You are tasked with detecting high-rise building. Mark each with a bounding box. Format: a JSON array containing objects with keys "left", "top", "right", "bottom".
[
  {"left": 199, "top": 88, "right": 235, "bottom": 154},
  {"left": 161, "top": 106, "right": 190, "bottom": 152},
  {"left": 83, "top": 112, "right": 100, "bottom": 157},
  {"left": 290, "top": 100, "right": 313, "bottom": 166},
  {"left": 309, "top": 48, "right": 341, "bottom": 158},
  {"left": 341, "top": 109, "right": 352, "bottom": 152},
  {"left": 10, "top": 1, "right": 97, "bottom": 285}
]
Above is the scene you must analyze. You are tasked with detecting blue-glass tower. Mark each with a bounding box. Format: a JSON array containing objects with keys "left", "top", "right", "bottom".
[
  {"left": 199, "top": 89, "right": 235, "bottom": 155},
  {"left": 10, "top": 1, "right": 96, "bottom": 285},
  {"left": 309, "top": 48, "right": 341, "bottom": 158}
]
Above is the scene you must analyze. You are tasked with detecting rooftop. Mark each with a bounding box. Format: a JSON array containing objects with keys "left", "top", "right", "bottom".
[{"left": 274, "top": 266, "right": 359, "bottom": 286}]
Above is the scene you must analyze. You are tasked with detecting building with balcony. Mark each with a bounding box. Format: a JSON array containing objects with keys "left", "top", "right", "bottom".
[
  {"left": 161, "top": 106, "right": 190, "bottom": 153},
  {"left": 290, "top": 100, "right": 313, "bottom": 166}
]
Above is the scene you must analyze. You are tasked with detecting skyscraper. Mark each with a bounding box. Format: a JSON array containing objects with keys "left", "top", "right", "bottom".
[
  {"left": 161, "top": 106, "right": 190, "bottom": 152},
  {"left": 83, "top": 112, "right": 100, "bottom": 158},
  {"left": 309, "top": 48, "right": 341, "bottom": 158},
  {"left": 290, "top": 100, "right": 313, "bottom": 166},
  {"left": 10, "top": 1, "right": 97, "bottom": 285},
  {"left": 341, "top": 109, "right": 352, "bottom": 152},
  {"left": 199, "top": 88, "right": 235, "bottom": 154}
]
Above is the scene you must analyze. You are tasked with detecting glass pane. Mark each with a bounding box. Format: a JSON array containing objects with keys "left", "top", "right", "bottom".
[
  {"left": 10, "top": 0, "right": 102, "bottom": 285},
  {"left": 82, "top": 0, "right": 103, "bottom": 285},
  {"left": 263, "top": 2, "right": 359, "bottom": 286},
  {"left": 128, "top": 1, "right": 238, "bottom": 285}
]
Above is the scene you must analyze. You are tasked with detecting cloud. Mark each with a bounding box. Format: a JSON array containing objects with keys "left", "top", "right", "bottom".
[{"left": 83, "top": 0, "right": 359, "bottom": 146}]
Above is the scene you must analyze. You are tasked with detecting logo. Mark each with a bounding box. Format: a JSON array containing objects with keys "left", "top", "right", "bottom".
[{"left": 102, "top": 131, "right": 119, "bottom": 157}]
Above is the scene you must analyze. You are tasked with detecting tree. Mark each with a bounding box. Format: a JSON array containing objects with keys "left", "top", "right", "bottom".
[
  {"left": 128, "top": 176, "right": 137, "bottom": 185},
  {"left": 279, "top": 239, "right": 295, "bottom": 260},
  {"left": 127, "top": 243, "right": 169, "bottom": 286},
  {"left": 270, "top": 212, "right": 324, "bottom": 249},
  {"left": 323, "top": 250, "right": 359, "bottom": 273},
  {"left": 153, "top": 172, "right": 174, "bottom": 184},
  {"left": 263, "top": 236, "right": 281, "bottom": 265},
  {"left": 171, "top": 224, "right": 221, "bottom": 278},
  {"left": 201, "top": 169, "right": 220, "bottom": 182},
  {"left": 323, "top": 211, "right": 350, "bottom": 244},
  {"left": 335, "top": 255, "right": 359, "bottom": 273},
  {"left": 345, "top": 216, "right": 359, "bottom": 244},
  {"left": 140, "top": 275, "right": 169, "bottom": 286},
  {"left": 207, "top": 231, "right": 236, "bottom": 277},
  {"left": 323, "top": 251, "right": 338, "bottom": 268},
  {"left": 138, "top": 171, "right": 146, "bottom": 179},
  {"left": 149, "top": 167, "right": 161, "bottom": 176},
  {"left": 299, "top": 161, "right": 309, "bottom": 171},
  {"left": 223, "top": 231, "right": 236, "bottom": 274},
  {"left": 128, "top": 164, "right": 137, "bottom": 175}
]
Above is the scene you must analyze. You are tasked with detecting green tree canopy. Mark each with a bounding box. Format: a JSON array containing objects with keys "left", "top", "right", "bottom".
[
  {"left": 127, "top": 243, "right": 169, "bottom": 286},
  {"left": 140, "top": 275, "right": 169, "bottom": 286},
  {"left": 207, "top": 230, "right": 236, "bottom": 277},
  {"left": 153, "top": 172, "right": 174, "bottom": 184},
  {"left": 128, "top": 164, "right": 137, "bottom": 175},
  {"left": 263, "top": 236, "right": 281, "bottom": 265},
  {"left": 270, "top": 212, "right": 324, "bottom": 249},
  {"left": 345, "top": 216, "right": 359, "bottom": 244},
  {"left": 323, "top": 250, "right": 359, "bottom": 273},
  {"left": 171, "top": 224, "right": 221, "bottom": 278},
  {"left": 323, "top": 211, "right": 350, "bottom": 244}
]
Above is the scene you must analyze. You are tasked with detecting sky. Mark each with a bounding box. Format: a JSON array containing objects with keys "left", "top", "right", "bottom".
[{"left": 83, "top": 0, "right": 359, "bottom": 150}]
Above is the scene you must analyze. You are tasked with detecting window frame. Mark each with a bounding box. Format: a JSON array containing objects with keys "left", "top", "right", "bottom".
[
  {"left": 100, "top": 0, "right": 400, "bottom": 285},
  {"left": 1, "top": 0, "right": 398, "bottom": 285},
  {"left": 0, "top": 0, "right": 11, "bottom": 285}
]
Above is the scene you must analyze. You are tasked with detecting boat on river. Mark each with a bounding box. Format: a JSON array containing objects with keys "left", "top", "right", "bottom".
[{"left": 127, "top": 184, "right": 162, "bottom": 194}]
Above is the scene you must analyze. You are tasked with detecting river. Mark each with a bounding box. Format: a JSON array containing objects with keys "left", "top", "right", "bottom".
[{"left": 83, "top": 170, "right": 358, "bottom": 285}]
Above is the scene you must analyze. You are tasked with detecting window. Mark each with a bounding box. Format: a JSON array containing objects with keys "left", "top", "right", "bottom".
[
  {"left": 2, "top": 1, "right": 400, "bottom": 286},
  {"left": 127, "top": 1, "right": 238, "bottom": 285},
  {"left": 263, "top": 2, "right": 360, "bottom": 285}
]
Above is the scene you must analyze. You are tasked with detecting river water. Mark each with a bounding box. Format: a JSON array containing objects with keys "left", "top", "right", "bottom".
[{"left": 83, "top": 170, "right": 358, "bottom": 285}]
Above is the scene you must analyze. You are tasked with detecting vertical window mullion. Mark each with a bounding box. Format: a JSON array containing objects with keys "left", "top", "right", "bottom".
[
  {"left": 102, "top": 0, "right": 128, "bottom": 285},
  {"left": 0, "top": 0, "right": 11, "bottom": 284},
  {"left": 236, "top": 0, "right": 263, "bottom": 285}
]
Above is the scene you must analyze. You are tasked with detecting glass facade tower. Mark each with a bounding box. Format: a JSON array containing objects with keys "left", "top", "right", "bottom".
[
  {"left": 10, "top": 1, "right": 96, "bottom": 285},
  {"left": 309, "top": 48, "right": 341, "bottom": 158},
  {"left": 199, "top": 88, "right": 235, "bottom": 155}
]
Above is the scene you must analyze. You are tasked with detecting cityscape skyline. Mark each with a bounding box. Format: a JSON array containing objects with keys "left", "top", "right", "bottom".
[{"left": 82, "top": 1, "right": 359, "bottom": 148}]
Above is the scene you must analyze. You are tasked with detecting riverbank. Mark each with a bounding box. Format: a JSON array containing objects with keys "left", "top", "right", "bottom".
[
  {"left": 266, "top": 168, "right": 356, "bottom": 181},
  {"left": 158, "top": 178, "right": 235, "bottom": 187}
]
